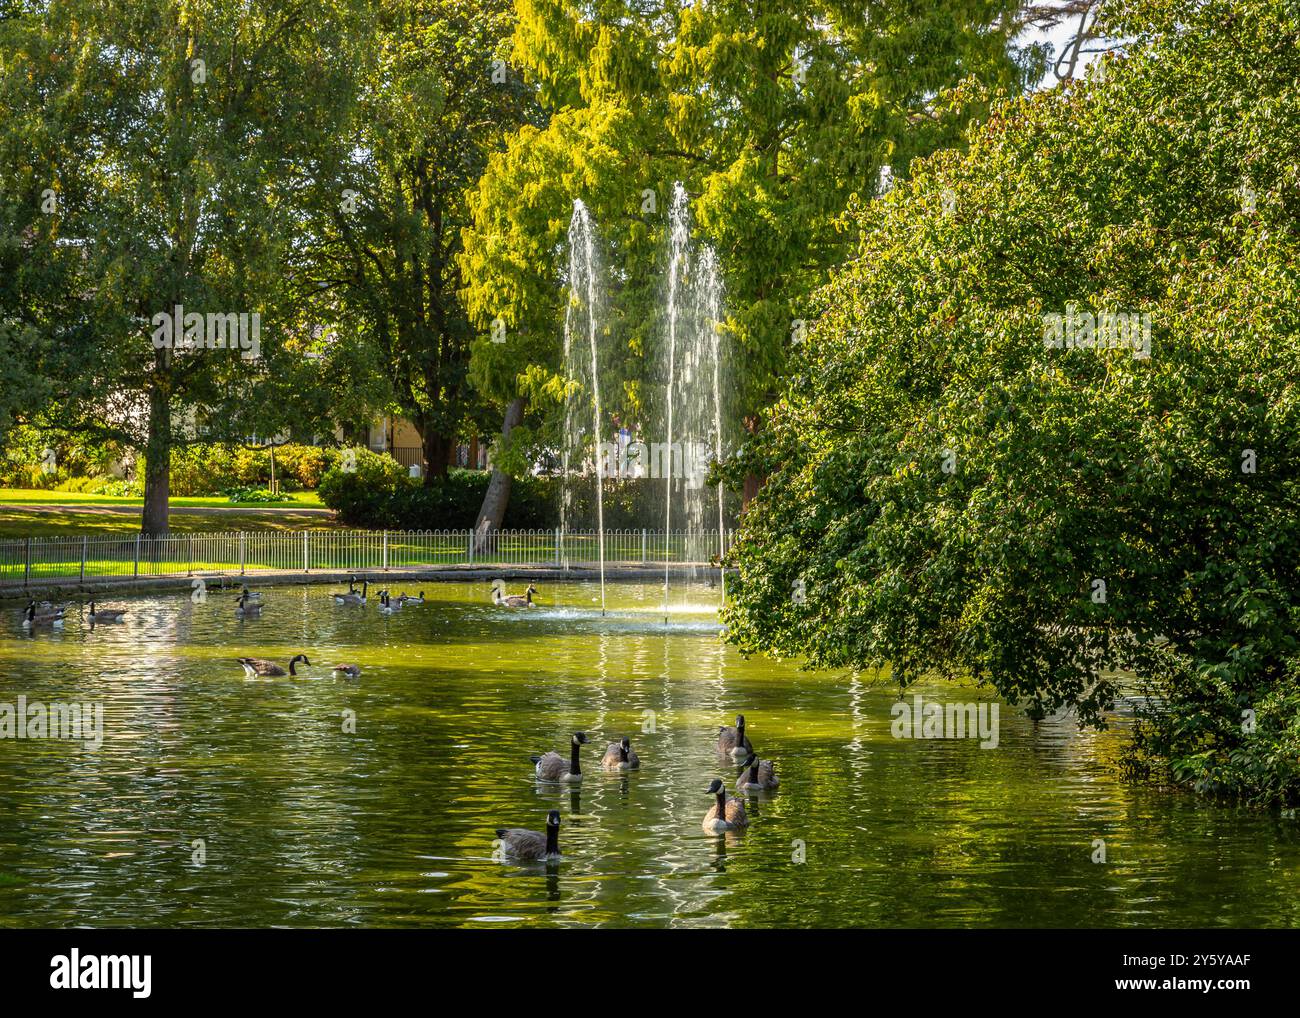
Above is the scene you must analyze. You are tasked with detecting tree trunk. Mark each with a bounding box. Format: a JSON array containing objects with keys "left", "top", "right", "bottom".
[
  {"left": 420, "top": 425, "right": 451, "bottom": 483},
  {"left": 474, "top": 396, "right": 524, "bottom": 548},
  {"left": 141, "top": 385, "right": 171, "bottom": 535}
]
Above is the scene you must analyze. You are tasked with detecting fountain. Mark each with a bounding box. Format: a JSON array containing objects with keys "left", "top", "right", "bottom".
[
  {"left": 558, "top": 186, "right": 726, "bottom": 623},
  {"left": 562, "top": 199, "right": 607, "bottom": 615},
  {"left": 661, "top": 183, "right": 727, "bottom": 620}
]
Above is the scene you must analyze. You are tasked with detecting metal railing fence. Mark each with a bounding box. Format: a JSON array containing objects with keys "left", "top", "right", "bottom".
[{"left": 0, "top": 529, "right": 732, "bottom": 587}]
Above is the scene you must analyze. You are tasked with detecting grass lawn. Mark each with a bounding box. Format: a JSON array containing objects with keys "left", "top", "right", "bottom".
[
  {"left": 0, "top": 488, "right": 323, "bottom": 509},
  {"left": 0, "top": 488, "right": 338, "bottom": 538}
]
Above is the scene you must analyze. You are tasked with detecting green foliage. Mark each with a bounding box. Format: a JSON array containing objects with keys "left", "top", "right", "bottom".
[
  {"left": 317, "top": 446, "right": 412, "bottom": 522},
  {"left": 222, "top": 486, "right": 284, "bottom": 504},
  {"left": 292, "top": 0, "right": 537, "bottom": 479},
  {"left": 721, "top": 0, "right": 1300, "bottom": 803},
  {"left": 318, "top": 454, "right": 552, "bottom": 528},
  {"left": 461, "top": 0, "right": 1033, "bottom": 461},
  {"left": 163, "top": 443, "right": 334, "bottom": 496},
  {"left": 0, "top": 0, "right": 375, "bottom": 528}
]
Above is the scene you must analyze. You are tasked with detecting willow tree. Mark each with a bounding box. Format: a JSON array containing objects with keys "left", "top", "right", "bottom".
[
  {"left": 0, "top": 0, "right": 370, "bottom": 532},
  {"left": 721, "top": 0, "right": 1300, "bottom": 803},
  {"left": 461, "top": 0, "right": 1037, "bottom": 527}
]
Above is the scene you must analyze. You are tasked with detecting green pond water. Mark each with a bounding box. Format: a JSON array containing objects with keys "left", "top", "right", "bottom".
[{"left": 1, "top": 579, "right": 1298, "bottom": 928}]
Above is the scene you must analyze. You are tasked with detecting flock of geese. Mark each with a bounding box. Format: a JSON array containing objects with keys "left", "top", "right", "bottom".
[
  {"left": 20, "top": 599, "right": 124, "bottom": 628},
  {"left": 496, "top": 713, "right": 779, "bottom": 861},
  {"left": 16, "top": 575, "right": 541, "bottom": 685},
  {"left": 234, "top": 575, "right": 536, "bottom": 678}
]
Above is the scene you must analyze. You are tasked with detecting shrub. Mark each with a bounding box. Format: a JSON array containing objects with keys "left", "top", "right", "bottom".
[
  {"left": 277, "top": 445, "right": 329, "bottom": 488},
  {"left": 317, "top": 452, "right": 556, "bottom": 529},
  {"left": 223, "top": 486, "right": 284, "bottom": 504},
  {"left": 317, "top": 447, "right": 411, "bottom": 525}
]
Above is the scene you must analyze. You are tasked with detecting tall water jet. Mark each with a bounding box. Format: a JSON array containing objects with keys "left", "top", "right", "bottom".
[
  {"left": 697, "top": 245, "right": 727, "bottom": 603},
  {"left": 563, "top": 199, "right": 607, "bottom": 615},
  {"left": 661, "top": 184, "right": 727, "bottom": 620},
  {"left": 662, "top": 183, "right": 691, "bottom": 622}
]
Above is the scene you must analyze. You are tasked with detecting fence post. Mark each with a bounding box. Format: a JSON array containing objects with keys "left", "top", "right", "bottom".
[
  {"left": 239, "top": 532, "right": 246, "bottom": 575},
  {"left": 24, "top": 537, "right": 31, "bottom": 589},
  {"left": 80, "top": 536, "right": 87, "bottom": 584},
  {"left": 641, "top": 529, "right": 647, "bottom": 565},
  {"left": 133, "top": 534, "right": 140, "bottom": 579},
  {"left": 467, "top": 531, "right": 474, "bottom": 566},
  {"left": 554, "top": 528, "right": 560, "bottom": 567},
  {"left": 303, "top": 532, "right": 309, "bottom": 573},
  {"left": 382, "top": 531, "right": 388, "bottom": 571}
]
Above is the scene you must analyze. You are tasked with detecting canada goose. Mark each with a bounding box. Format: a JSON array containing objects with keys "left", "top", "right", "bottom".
[
  {"left": 333, "top": 579, "right": 368, "bottom": 606},
  {"left": 702, "top": 778, "right": 748, "bottom": 833},
  {"left": 86, "top": 601, "right": 126, "bottom": 624},
  {"left": 236, "top": 654, "right": 310, "bottom": 678},
  {"left": 717, "top": 713, "right": 753, "bottom": 759},
  {"left": 235, "top": 593, "right": 262, "bottom": 617},
  {"left": 22, "top": 602, "right": 64, "bottom": 629},
  {"left": 378, "top": 591, "right": 400, "bottom": 614},
  {"left": 396, "top": 591, "right": 425, "bottom": 606},
  {"left": 531, "top": 732, "right": 589, "bottom": 782},
  {"left": 735, "top": 753, "right": 779, "bottom": 792},
  {"left": 495, "top": 810, "right": 562, "bottom": 861},
  {"left": 495, "top": 582, "right": 537, "bottom": 608},
  {"left": 331, "top": 663, "right": 361, "bottom": 678},
  {"left": 600, "top": 736, "right": 641, "bottom": 772}
]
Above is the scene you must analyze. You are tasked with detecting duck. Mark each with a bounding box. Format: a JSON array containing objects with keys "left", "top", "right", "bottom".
[
  {"left": 86, "top": 601, "right": 126, "bottom": 624},
  {"left": 735, "top": 752, "right": 779, "bottom": 792},
  {"left": 235, "top": 593, "right": 262, "bottom": 617},
  {"left": 378, "top": 591, "right": 400, "bottom": 614},
  {"left": 396, "top": 591, "right": 425, "bottom": 606},
  {"left": 702, "top": 778, "right": 748, "bottom": 833},
  {"left": 240, "top": 585, "right": 264, "bottom": 602},
  {"left": 717, "top": 713, "right": 754, "bottom": 759},
  {"left": 495, "top": 810, "right": 562, "bottom": 861},
  {"left": 22, "top": 602, "right": 65, "bottom": 629},
  {"left": 600, "top": 736, "right": 641, "bottom": 772},
  {"left": 531, "top": 732, "right": 589, "bottom": 782},
  {"left": 331, "top": 663, "right": 361, "bottom": 678},
  {"left": 495, "top": 582, "right": 537, "bottom": 608},
  {"left": 236, "top": 654, "right": 310, "bottom": 678},
  {"left": 333, "top": 578, "right": 368, "bottom": 606}
]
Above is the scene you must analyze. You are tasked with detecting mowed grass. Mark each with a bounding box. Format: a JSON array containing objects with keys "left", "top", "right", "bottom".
[
  {"left": 0, "top": 508, "right": 344, "bottom": 537},
  {"left": 0, "top": 488, "right": 323, "bottom": 509},
  {"left": 0, "top": 487, "right": 336, "bottom": 537}
]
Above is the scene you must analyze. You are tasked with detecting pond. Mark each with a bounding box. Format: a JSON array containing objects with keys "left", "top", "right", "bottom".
[{"left": 1, "top": 579, "right": 1297, "bottom": 928}]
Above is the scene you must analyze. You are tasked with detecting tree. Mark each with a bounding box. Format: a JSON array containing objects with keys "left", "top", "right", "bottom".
[
  {"left": 0, "top": 0, "right": 371, "bottom": 532},
  {"left": 720, "top": 0, "right": 1300, "bottom": 801},
  {"left": 294, "top": 0, "right": 537, "bottom": 485},
  {"left": 460, "top": 0, "right": 1037, "bottom": 525}
]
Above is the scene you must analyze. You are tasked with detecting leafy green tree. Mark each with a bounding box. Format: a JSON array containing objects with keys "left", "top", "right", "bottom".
[
  {"left": 0, "top": 0, "right": 372, "bottom": 532},
  {"left": 721, "top": 0, "right": 1300, "bottom": 801},
  {"left": 293, "top": 0, "right": 536, "bottom": 484},
  {"left": 461, "top": 0, "right": 1036, "bottom": 524}
]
